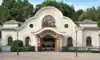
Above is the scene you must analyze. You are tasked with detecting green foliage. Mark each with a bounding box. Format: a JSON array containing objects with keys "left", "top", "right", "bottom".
[
  {"left": 19, "top": 46, "right": 35, "bottom": 52},
  {"left": 15, "top": 46, "right": 35, "bottom": 52},
  {"left": 78, "top": 12, "right": 87, "bottom": 21},
  {"left": 87, "top": 44, "right": 92, "bottom": 46},
  {"left": 0, "top": 0, "right": 100, "bottom": 26},
  {"left": 19, "top": 47, "right": 28, "bottom": 52},
  {"left": 11, "top": 40, "right": 35, "bottom": 52},
  {"left": 11, "top": 40, "right": 23, "bottom": 52},
  {"left": 61, "top": 47, "right": 100, "bottom": 53},
  {"left": 97, "top": 21, "right": 100, "bottom": 27},
  {"left": 25, "top": 45, "right": 35, "bottom": 51},
  {"left": 90, "top": 50, "right": 100, "bottom": 53},
  {"left": 78, "top": 7, "right": 100, "bottom": 22},
  {"left": 61, "top": 46, "right": 69, "bottom": 52},
  {"left": 0, "top": 0, "right": 34, "bottom": 24},
  {"left": 73, "top": 9, "right": 84, "bottom": 21},
  {"left": 35, "top": 0, "right": 75, "bottom": 20}
]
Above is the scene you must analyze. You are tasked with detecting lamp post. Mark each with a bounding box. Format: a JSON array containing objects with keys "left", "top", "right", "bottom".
[
  {"left": 99, "top": 34, "right": 100, "bottom": 52},
  {"left": 75, "top": 27, "right": 78, "bottom": 57},
  {"left": 16, "top": 29, "right": 19, "bottom": 55}
]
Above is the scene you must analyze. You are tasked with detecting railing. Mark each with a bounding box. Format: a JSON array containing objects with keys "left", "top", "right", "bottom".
[
  {"left": 68, "top": 46, "right": 100, "bottom": 51},
  {"left": 62, "top": 46, "right": 100, "bottom": 52},
  {"left": 0, "top": 46, "right": 11, "bottom": 52}
]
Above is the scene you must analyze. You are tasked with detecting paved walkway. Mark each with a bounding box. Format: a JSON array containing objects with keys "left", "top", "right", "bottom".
[{"left": 0, "top": 52, "right": 100, "bottom": 60}]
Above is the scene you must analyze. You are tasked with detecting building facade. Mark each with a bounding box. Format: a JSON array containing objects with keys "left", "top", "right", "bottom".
[{"left": 0, "top": 6, "right": 100, "bottom": 52}]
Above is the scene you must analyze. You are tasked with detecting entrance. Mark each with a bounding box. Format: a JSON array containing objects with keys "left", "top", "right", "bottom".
[
  {"left": 41, "top": 37, "right": 55, "bottom": 51},
  {"left": 36, "top": 30, "right": 60, "bottom": 52}
]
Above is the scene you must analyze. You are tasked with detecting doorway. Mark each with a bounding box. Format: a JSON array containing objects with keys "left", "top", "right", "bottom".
[
  {"left": 41, "top": 37, "right": 55, "bottom": 51},
  {"left": 37, "top": 30, "right": 60, "bottom": 52}
]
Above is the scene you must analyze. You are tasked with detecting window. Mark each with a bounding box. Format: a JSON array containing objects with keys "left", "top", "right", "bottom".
[
  {"left": 18, "top": 24, "right": 21, "bottom": 27},
  {"left": 67, "top": 37, "right": 73, "bottom": 47},
  {"left": 86, "top": 36, "right": 92, "bottom": 46},
  {"left": 29, "top": 24, "right": 33, "bottom": 28},
  {"left": 25, "top": 37, "right": 30, "bottom": 46},
  {"left": 42, "top": 15, "right": 56, "bottom": 27},
  {"left": 64, "top": 24, "right": 68, "bottom": 28},
  {"left": 8, "top": 36, "right": 13, "bottom": 46}
]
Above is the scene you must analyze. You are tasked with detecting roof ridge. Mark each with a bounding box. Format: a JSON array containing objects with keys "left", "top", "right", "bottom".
[{"left": 80, "top": 19, "right": 97, "bottom": 24}]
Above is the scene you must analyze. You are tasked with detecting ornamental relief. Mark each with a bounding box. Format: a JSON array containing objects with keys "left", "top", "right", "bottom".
[
  {"left": 42, "top": 15, "right": 56, "bottom": 27},
  {"left": 37, "top": 30, "right": 58, "bottom": 38}
]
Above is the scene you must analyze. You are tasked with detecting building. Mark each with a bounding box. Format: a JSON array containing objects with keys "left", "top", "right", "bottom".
[{"left": 0, "top": 6, "right": 100, "bottom": 52}]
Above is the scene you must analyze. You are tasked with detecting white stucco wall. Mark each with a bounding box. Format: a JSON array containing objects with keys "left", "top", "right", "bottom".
[
  {"left": 1, "top": 30, "right": 17, "bottom": 46},
  {"left": 82, "top": 29, "right": 99, "bottom": 47},
  {"left": 3, "top": 24, "right": 18, "bottom": 28},
  {"left": 16, "top": 6, "right": 78, "bottom": 48},
  {"left": 1, "top": 6, "right": 100, "bottom": 51},
  {"left": 80, "top": 24, "right": 97, "bottom": 28}
]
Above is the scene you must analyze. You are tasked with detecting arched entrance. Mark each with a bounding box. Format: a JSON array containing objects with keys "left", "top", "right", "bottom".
[
  {"left": 41, "top": 34, "right": 56, "bottom": 51},
  {"left": 25, "top": 37, "right": 30, "bottom": 46},
  {"left": 36, "top": 30, "right": 60, "bottom": 52},
  {"left": 67, "top": 37, "right": 73, "bottom": 47},
  {"left": 8, "top": 36, "right": 13, "bottom": 46},
  {"left": 86, "top": 36, "right": 92, "bottom": 46}
]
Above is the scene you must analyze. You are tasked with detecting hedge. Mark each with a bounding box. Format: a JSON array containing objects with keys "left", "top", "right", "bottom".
[
  {"left": 19, "top": 46, "right": 35, "bottom": 52},
  {"left": 11, "top": 40, "right": 23, "bottom": 52},
  {"left": 11, "top": 40, "right": 35, "bottom": 52},
  {"left": 61, "top": 46, "right": 100, "bottom": 53}
]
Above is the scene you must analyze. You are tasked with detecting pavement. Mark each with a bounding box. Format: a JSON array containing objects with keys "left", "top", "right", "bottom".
[{"left": 0, "top": 52, "right": 100, "bottom": 60}]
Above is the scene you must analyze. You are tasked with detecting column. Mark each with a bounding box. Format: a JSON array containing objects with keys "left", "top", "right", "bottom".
[
  {"left": 37, "top": 37, "right": 41, "bottom": 52},
  {"left": 55, "top": 35, "right": 60, "bottom": 52}
]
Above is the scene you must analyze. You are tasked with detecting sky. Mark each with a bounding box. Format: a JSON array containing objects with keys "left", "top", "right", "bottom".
[
  {"left": 0, "top": 0, "right": 100, "bottom": 11},
  {"left": 29, "top": 0, "right": 100, "bottom": 11}
]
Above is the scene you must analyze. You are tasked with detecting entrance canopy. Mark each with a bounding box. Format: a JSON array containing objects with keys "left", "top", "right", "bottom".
[
  {"left": 33, "top": 27, "right": 64, "bottom": 38},
  {"left": 34, "top": 27, "right": 61, "bottom": 52}
]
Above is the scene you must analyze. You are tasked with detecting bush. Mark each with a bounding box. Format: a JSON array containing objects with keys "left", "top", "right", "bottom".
[
  {"left": 25, "top": 45, "right": 35, "bottom": 51},
  {"left": 28, "top": 46, "right": 35, "bottom": 51},
  {"left": 11, "top": 40, "right": 35, "bottom": 52},
  {"left": 61, "top": 46, "right": 69, "bottom": 52},
  {"left": 90, "top": 50, "right": 100, "bottom": 53},
  {"left": 61, "top": 47, "right": 100, "bottom": 53},
  {"left": 11, "top": 40, "right": 23, "bottom": 52},
  {"left": 19, "top": 46, "right": 35, "bottom": 52},
  {"left": 19, "top": 47, "right": 28, "bottom": 52}
]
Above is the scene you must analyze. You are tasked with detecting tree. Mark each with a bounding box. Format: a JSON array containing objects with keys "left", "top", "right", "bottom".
[
  {"left": 96, "top": 6, "right": 100, "bottom": 21},
  {"left": 78, "top": 7, "right": 97, "bottom": 21},
  {"left": 35, "top": 0, "right": 75, "bottom": 20},
  {"left": 78, "top": 12, "right": 87, "bottom": 21},
  {"left": 0, "top": 0, "right": 34, "bottom": 24},
  {"left": 73, "top": 9, "right": 84, "bottom": 21},
  {"left": 11, "top": 40, "right": 23, "bottom": 52},
  {"left": 86, "top": 8, "right": 96, "bottom": 21}
]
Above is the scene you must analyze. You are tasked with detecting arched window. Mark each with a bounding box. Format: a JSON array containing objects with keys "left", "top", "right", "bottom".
[
  {"left": 8, "top": 36, "right": 13, "bottom": 46},
  {"left": 67, "top": 37, "right": 73, "bottom": 47},
  {"left": 42, "top": 15, "right": 56, "bottom": 27},
  {"left": 25, "top": 37, "right": 30, "bottom": 46},
  {"left": 86, "top": 36, "right": 92, "bottom": 46}
]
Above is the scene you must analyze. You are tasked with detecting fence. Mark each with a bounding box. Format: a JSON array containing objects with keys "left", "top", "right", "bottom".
[
  {"left": 1, "top": 46, "right": 11, "bottom": 52},
  {"left": 61, "top": 46, "right": 100, "bottom": 52}
]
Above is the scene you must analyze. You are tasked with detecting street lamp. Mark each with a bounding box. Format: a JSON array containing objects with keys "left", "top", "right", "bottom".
[
  {"left": 16, "top": 29, "right": 19, "bottom": 55},
  {"left": 98, "top": 28, "right": 100, "bottom": 52},
  {"left": 75, "top": 27, "right": 78, "bottom": 57}
]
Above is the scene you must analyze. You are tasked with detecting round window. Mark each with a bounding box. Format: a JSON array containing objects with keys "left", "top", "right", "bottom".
[
  {"left": 64, "top": 24, "right": 68, "bottom": 28},
  {"left": 29, "top": 24, "right": 33, "bottom": 28}
]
